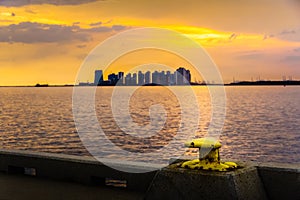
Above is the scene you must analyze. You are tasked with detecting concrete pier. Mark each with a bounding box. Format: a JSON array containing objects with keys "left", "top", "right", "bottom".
[
  {"left": 145, "top": 164, "right": 267, "bottom": 200},
  {"left": 0, "top": 149, "right": 299, "bottom": 199}
]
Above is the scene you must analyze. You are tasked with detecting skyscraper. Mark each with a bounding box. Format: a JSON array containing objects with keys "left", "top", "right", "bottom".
[
  {"left": 108, "top": 73, "right": 118, "bottom": 85},
  {"left": 118, "top": 72, "right": 124, "bottom": 79},
  {"left": 152, "top": 71, "right": 159, "bottom": 84},
  {"left": 138, "top": 71, "right": 145, "bottom": 85},
  {"left": 176, "top": 67, "right": 191, "bottom": 85},
  {"left": 166, "top": 71, "right": 171, "bottom": 85},
  {"left": 125, "top": 73, "right": 131, "bottom": 85},
  {"left": 118, "top": 72, "right": 124, "bottom": 85},
  {"left": 132, "top": 73, "right": 137, "bottom": 86},
  {"left": 172, "top": 71, "right": 177, "bottom": 85},
  {"left": 145, "top": 71, "right": 151, "bottom": 84},
  {"left": 94, "top": 70, "right": 103, "bottom": 86},
  {"left": 160, "top": 71, "right": 167, "bottom": 85},
  {"left": 186, "top": 70, "right": 191, "bottom": 84}
]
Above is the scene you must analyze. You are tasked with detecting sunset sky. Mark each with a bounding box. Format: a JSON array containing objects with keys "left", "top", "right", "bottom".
[{"left": 0, "top": 0, "right": 300, "bottom": 85}]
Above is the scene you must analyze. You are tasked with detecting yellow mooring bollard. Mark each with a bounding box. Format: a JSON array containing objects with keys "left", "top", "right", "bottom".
[{"left": 181, "top": 138, "right": 238, "bottom": 171}]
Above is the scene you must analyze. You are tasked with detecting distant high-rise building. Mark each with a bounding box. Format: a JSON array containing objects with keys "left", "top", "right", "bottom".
[
  {"left": 125, "top": 73, "right": 131, "bottom": 85},
  {"left": 108, "top": 73, "right": 118, "bottom": 85},
  {"left": 145, "top": 71, "right": 151, "bottom": 84},
  {"left": 94, "top": 70, "right": 103, "bottom": 85},
  {"left": 166, "top": 71, "right": 171, "bottom": 85},
  {"left": 118, "top": 72, "right": 124, "bottom": 85},
  {"left": 138, "top": 71, "right": 145, "bottom": 85},
  {"left": 176, "top": 70, "right": 183, "bottom": 85},
  {"left": 160, "top": 71, "right": 167, "bottom": 85},
  {"left": 132, "top": 73, "right": 137, "bottom": 86},
  {"left": 176, "top": 67, "right": 191, "bottom": 85},
  {"left": 118, "top": 72, "right": 124, "bottom": 79},
  {"left": 171, "top": 72, "right": 176, "bottom": 85},
  {"left": 186, "top": 70, "right": 191, "bottom": 84},
  {"left": 152, "top": 71, "right": 159, "bottom": 84}
]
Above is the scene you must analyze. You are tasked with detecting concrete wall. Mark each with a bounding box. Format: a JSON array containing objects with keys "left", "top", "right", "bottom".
[
  {"left": 257, "top": 162, "right": 300, "bottom": 200},
  {"left": 0, "top": 149, "right": 157, "bottom": 192},
  {"left": 145, "top": 162, "right": 270, "bottom": 200},
  {"left": 0, "top": 149, "right": 299, "bottom": 199}
]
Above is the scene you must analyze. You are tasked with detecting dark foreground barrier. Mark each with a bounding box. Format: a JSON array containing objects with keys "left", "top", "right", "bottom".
[{"left": 0, "top": 149, "right": 299, "bottom": 200}]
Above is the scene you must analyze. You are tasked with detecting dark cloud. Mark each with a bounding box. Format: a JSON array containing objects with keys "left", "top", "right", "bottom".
[
  {"left": 266, "top": 28, "right": 300, "bottom": 42},
  {"left": 77, "top": 44, "right": 87, "bottom": 49},
  {"left": 87, "top": 24, "right": 128, "bottom": 32},
  {"left": 294, "top": 47, "right": 300, "bottom": 52},
  {"left": 73, "top": 22, "right": 81, "bottom": 26},
  {"left": 0, "top": 0, "right": 100, "bottom": 7},
  {"left": 263, "top": 34, "right": 274, "bottom": 40},
  {"left": 90, "top": 22, "right": 102, "bottom": 27},
  {"left": 112, "top": 25, "right": 127, "bottom": 31},
  {"left": 235, "top": 52, "right": 264, "bottom": 60},
  {"left": 277, "top": 28, "right": 300, "bottom": 42},
  {"left": 0, "top": 22, "right": 90, "bottom": 43},
  {"left": 229, "top": 33, "right": 238, "bottom": 40},
  {"left": 25, "top": 9, "right": 37, "bottom": 14},
  {"left": 0, "top": 22, "right": 129, "bottom": 44},
  {"left": 88, "top": 26, "right": 111, "bottom": 32},
  {"left": 283, "top": 55, "right": 300, "bottom": 62},
  {"left": 103, "top": 19, "right": 113, "bottom": 24},
  {"left": 280, "top": 30, "right": 296, "bottom": 35}
]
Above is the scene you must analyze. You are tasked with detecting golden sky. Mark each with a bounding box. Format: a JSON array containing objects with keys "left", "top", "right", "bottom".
[{"left": 0, "top": 0, "right": 300, "bottom": 85}]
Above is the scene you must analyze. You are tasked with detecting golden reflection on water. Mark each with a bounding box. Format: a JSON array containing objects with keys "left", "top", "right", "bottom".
[
  {"left": 96, "top": 86, "right": 182, "bottom": 153},
  {"left": 0, "top": 86, "right": 299, "bottom": 164}
]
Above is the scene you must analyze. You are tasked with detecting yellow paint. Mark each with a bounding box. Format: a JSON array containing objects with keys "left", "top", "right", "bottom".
[
  {"left": 181, "top": 138, "right": 238, "bottom": 171},
  {"left": 184, "top": 138, "right": 221, "bottom": 149}
]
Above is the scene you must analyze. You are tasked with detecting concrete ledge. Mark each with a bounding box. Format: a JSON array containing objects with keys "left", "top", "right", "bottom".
[
  {"left": 257, "top": 162, "right": 300, "bottom": 200},
  {"left": 0, "top": 149, "right": 299, "bottom": 199},
  {"left": 145, "top": 164, "right": 267, "bottom": 200},
  {"left": 0, "top": 172, "right": 144, "bottom": 200},
  {"left": 0, "top": 149, "right": 157, "bottom": 192}
]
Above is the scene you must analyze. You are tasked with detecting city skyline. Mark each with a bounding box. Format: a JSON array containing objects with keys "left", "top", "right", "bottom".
[{"left": 93, "top": 67, "right": 191, "bottom": 86}]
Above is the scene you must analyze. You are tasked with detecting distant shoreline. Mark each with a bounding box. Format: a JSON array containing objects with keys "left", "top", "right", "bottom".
[
  {"left": 228, "top": 80, "right": 300, "bottom": 86},
  {"left": 1, "top": 84, "right": 300, "bottom": 87},
  {"left": 1, "top": 80, "right": 300, "bottom": 87},
  {"left": 0, "top": 84, "right": 74, "bottom": 87},
  {"left": 78, "top": 80, "right": 300, "bottom": 87}
]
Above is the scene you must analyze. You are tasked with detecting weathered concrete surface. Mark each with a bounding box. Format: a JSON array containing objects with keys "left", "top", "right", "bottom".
[
  {"left": 0, "top": 149, "right": 158, "bottom": 192},
  {"left": 145, "top": 164, "right": 267, "bottom": 200},
  {"left": 0, "top": 150, "right": 299, "bottom": 200},
  {"left": 0, "top": 172, "right": 144, "bottom": 200},
  {"left": 257, "top": 162, "right": 300, "bottom": 200}
]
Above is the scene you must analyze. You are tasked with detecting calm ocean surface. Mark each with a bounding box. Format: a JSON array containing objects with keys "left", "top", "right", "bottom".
[{"left": 0, "top": 86, "right": 299, "bottom": 164}]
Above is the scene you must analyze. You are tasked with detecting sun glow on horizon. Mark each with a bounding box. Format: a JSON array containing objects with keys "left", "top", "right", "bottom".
[{"left": 0, "top": 1, "right": 299, "bottom": 85}]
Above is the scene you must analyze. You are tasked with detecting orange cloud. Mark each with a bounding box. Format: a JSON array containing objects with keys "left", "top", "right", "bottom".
[{"left": 0, "top": 0, "right": 300, "bottom": 85}]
